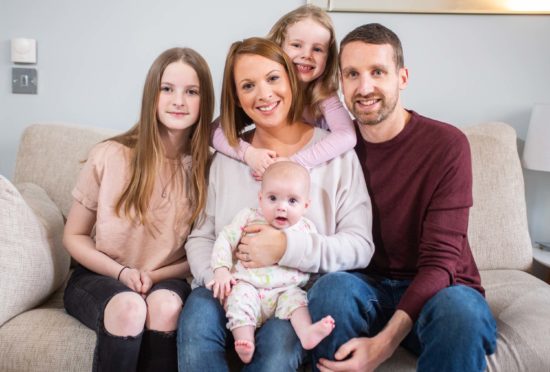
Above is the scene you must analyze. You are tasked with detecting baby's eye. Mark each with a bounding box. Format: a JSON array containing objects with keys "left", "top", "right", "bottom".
[
  {"left": 268, "top": 195, "right": 277, "bottom": 202},
  {"left": 289, "top": 198, "right": 298, "bottom": 205}
]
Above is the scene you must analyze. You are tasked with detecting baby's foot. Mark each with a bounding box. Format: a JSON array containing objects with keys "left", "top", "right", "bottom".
[
  {"left": 300, "top": 315, "right": 335, "bottom": 350},
  {"left": 235, "top": 339, "right": 255, "bottom": 364}
]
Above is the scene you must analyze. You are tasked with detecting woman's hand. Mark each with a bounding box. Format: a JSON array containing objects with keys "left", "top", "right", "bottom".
[
  {"left": 236, "top": 224, "right": 287, "bottom": 268},
  {"left": 207, "top": 267, "right": 235, "bottom": 303},
  {"left": 244, "top": 146, "right": 278, "bottom": 180}
]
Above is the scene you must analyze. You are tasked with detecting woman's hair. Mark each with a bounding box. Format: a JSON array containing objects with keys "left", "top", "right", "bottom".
[
  {"left": 220, "top": 37, "right": 304, "bottom": 147},
  {"left": 108, "top": 47, "right": 214, "bottom": 228},
  {"left": 267, "top": 4, "right": 338, "bottom": 119}
]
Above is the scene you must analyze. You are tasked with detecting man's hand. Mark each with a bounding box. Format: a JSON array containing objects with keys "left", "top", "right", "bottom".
[
  {"left": 317, "top": 337, "right": 391, "bottom": 372},
  {"left": 317, "top": 310, "right": 412, "bottom": 372},
  {"left": 207, "top": 267, "right": 235, "bottom": 303},
  {"left": 236, "top": 224, "right": 286, "bottom": 268}
]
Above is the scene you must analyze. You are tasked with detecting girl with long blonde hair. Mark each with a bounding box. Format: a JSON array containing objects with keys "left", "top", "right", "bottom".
[{"left": 63, "top": 47, "right": 214, "bottom": 372}]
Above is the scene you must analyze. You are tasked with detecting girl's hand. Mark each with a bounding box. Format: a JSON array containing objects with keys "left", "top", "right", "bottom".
[
  {"left": 244, "top": 146, "right": 278, "bottom": 180},
  {"left": 207, "top": 267, "right": 236, "bottom": 303},
  {"left": 139, "top": 271, "right": 153, "bottom": 295},
  {"left": 119, "top": 267, "right": 143, "bottom": 293}
]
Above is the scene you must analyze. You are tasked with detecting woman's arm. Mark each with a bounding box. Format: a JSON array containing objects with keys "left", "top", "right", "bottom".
[
  {"left": 148, "top": 258, "right": 190, "bottom": 283},
  {"left": 290, "top": 94, "right": 357, "bottom": 168}
]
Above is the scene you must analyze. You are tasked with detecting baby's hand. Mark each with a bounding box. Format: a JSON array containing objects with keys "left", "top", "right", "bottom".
[
  {"left": 244, "top": 146, "right": 277, "bottom": 180},
  {"left": 207, "top": 267, "right": 236, "bottom": 303}
]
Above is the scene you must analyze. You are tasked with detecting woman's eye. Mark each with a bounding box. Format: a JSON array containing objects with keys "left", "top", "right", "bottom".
[
  {"left": 291, "top": 43, "right": 301, "bottom": 48},
  {"left": 268, "top": 75, "right": 279, "bottom": 83},
  {"left": 161, "top": 86, "right": 172, "bottom": 92},
  {"left": 187, "top": 89, "right": 200, "bottom": 96},
  {"left": 242, "top": 83, "right": 253, "bottom": 91}
]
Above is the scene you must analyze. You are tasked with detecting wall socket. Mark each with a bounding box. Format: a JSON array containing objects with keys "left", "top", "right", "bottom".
[{"left": 12, "top": 67, "right": 37, "bottom": 94}]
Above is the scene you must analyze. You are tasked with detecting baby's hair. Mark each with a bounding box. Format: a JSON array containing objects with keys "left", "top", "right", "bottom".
[
  {"left": 267, "top": 4, "right": 339, "bottom": 119},
  {"left": 262, "top": 161, "right": 311, "bottom": 196},
  {"left": 109, "top": 47, "right": 214, "bottom": 228},
  {"left": 220, "top": 37, "right": 304, "bottom": 147}
]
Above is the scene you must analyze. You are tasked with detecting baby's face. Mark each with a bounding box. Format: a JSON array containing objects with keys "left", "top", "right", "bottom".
[{"left": 259, "top": 176, "right": 309, "bottom": 229}]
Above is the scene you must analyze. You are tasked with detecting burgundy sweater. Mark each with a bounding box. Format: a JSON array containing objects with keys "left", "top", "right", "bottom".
[{"left": 355, "top": 111, "right": 483, "bottom": 321}]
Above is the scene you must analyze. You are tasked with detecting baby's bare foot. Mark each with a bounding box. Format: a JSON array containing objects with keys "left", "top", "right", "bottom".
[
  {"left": 235, "top": 339, "right": 255, "bottom": 364},
  {"left": 300, "top": 315, "right": 335, "bottom": 350}
]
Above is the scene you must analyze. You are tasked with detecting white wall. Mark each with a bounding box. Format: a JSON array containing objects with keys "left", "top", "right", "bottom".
[{"left": 1, "top": 0, "right": 549, "bottom": 244}]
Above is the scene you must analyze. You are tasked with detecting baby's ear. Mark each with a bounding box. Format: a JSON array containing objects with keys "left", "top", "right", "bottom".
[
  {"left": 305, "top": 199, "right": 311, "bottom": 210},
  {"left": 258, "top": 191, "right": 263, "bottom": 203}
]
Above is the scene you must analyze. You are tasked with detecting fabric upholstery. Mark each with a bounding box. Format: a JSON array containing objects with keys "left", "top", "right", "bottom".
[
  {"left": 13, "top": 123, "right": 118, "bottom": 218},
  {"left": 463, "top": 122, "right": 532, "bottom": 271},
  {"left": 0, "top": 176, "right": 68, "bottom": 326}
]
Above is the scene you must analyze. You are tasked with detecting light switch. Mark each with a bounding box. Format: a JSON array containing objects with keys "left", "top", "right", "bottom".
[{"left": 12, "top": 68, "right": 37, "bottom": 94}]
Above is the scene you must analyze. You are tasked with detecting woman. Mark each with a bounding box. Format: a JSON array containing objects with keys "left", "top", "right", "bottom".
[{"left": 177, "top": 37, "right": 374, "bottom": 371}]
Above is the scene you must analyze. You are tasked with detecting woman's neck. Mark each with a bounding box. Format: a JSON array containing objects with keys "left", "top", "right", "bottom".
[{"left": 250, "top": 121, "right": 313, "bottom": 157}]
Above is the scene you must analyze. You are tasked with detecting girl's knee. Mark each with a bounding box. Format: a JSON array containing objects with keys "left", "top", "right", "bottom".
[
  {"left": 104, "top": 291, "right": 147, "bottom": 335},
  {"left": 145, "top": 289, "right": 183, "bottom": 331}
]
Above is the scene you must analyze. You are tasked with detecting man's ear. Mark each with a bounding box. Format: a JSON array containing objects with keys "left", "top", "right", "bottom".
[{"left": 399, "top": 67, "right": 409, "bottom": 90}]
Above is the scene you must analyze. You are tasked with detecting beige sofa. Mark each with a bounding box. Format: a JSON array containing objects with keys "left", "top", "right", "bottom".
[{"left": 1, "top": 122, "right": 549, "bottom": 371}]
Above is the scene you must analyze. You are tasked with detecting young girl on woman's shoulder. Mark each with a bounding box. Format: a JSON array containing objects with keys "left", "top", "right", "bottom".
[
  {"left": 63, "top": 47, "right": 214, "bottom": 372},
  {"left": 212, "top": 4, "right": 355, "bottom": 178}
]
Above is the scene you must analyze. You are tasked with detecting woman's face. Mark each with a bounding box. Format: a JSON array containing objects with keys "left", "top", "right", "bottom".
[{"left": 233, "top": 54, "right": 292, "bottom": 129}]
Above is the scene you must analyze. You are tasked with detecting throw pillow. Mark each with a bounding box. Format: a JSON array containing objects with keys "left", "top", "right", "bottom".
[{"left": 0, "top": 175, "right": 69, "bottom": 326}]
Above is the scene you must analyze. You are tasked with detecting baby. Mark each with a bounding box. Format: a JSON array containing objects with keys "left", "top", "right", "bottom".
[{"left": 208, "top": 161, "right": 335, "bottom": 363}]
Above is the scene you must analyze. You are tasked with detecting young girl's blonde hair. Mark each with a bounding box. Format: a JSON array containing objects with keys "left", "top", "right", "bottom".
[
  {"left": 267, "top": 4, "right": 338, "bottom": 120},
  {"left": 109, "top": 47, "right": 214, "bottom": 228}
]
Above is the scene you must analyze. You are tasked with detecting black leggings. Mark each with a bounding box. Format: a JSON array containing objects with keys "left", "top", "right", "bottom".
[{"left": 64, "top": 265, "right": 191, "bottom": 372}]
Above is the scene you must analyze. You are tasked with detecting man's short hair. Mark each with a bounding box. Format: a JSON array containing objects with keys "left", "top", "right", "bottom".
[{"left": 340, "top": 23, "right": 404, "bottom": 69}]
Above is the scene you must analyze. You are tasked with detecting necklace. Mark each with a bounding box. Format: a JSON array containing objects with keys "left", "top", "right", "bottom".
[{"left": 160, "top": 161, "right": 181, "bottom": 198}]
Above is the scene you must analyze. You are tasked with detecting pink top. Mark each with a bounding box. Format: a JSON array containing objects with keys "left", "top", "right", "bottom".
[
  {"left": 211, "top": 94, "right": 356, "bottom": 169},
  {"left": 72, "top": 140, "right": 192, "bottom": 271}
]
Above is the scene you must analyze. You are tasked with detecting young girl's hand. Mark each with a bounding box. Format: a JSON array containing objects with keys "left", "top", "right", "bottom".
[
  {"left": 207, "top": 267, "right": 236, "bottom": 303},
  {"left": 139, "top": 271, "right": 153, "bottom": 295},
  {"left": 119, "top": 267, "right": 143, "bottom": 293},
  {"left": 244, "top": 146, "right": 278, "bottom": 179}
]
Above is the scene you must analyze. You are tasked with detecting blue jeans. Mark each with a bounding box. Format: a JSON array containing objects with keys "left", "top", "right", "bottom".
[
  {"left": 308, "top": 272, "right": 497, "bottom": 372},
  {"left": 177, "top": 286, "right": 305, "bottom": 371}
]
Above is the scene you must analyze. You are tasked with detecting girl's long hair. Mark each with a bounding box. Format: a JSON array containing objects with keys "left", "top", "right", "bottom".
[
  {"left": 108, "top": 47, "right": 214, "bottom": 228},
  {"left": 267, "top": 4, "right": 339, "bottom": 120}
]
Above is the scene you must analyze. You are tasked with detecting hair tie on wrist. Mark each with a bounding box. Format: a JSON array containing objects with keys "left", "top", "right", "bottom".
[{"left": 117, "top": 266, "right": 129, "bottom": 281}]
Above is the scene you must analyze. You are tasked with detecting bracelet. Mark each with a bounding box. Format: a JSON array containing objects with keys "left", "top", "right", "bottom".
[{"left": 117, "top": 266, "right": 129, "bottom": 281}]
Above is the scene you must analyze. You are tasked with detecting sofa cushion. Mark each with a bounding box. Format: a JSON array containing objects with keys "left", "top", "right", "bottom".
[
  {"left": 0, "top": 305, "right": 94, "bottom": 371},
  {"left": 463, "top": 123, "right": 532, "bottom": 271},
  {"left": 13, "top": 123, "right": 118, "bottom": 218},
  {"left": 0, "top": 176, "right": 69, "bottom": 326},
  {"left": 482, "top": 270, "right": 550, "bottom": 371}
]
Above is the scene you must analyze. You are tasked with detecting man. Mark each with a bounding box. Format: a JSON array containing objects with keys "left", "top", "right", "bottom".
[{"left": 309, "top": 23, "right": 497, "bottom": 372}]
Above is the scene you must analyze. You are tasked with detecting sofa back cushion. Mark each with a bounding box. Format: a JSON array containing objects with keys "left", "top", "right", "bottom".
[
  {"left": 14, "top": 123, "right": 118, "bottom": 218},
  {"left": 463, "top": 122, "right": 532, "bottom": 271}
]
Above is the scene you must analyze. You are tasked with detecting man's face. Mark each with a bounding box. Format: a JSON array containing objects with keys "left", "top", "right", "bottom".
[{"left": 340, "top": 41, "right": 408, "bottom": 126}]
